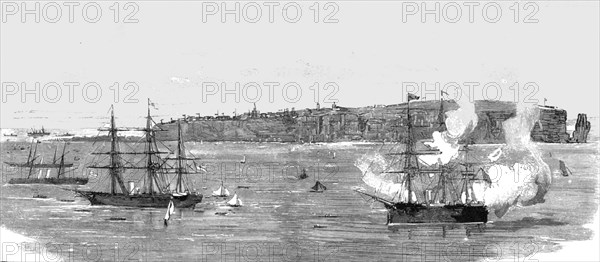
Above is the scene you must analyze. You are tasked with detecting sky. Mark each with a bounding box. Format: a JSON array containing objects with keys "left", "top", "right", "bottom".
[{"left": 1, "top": 1, "right": 599, "bottom": 129}]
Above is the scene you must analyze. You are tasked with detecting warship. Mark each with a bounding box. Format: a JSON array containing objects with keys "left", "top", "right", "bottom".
[
  {"left": 356, "top": 94, "right": 490, "bottom": 224},
  {"left": 75, "top": 100, "right": 203, "bottom": 208},
  {"left": 27, "top": 126, "right": 50, "bottom": 137},
  {"left": 6, "top": 142, "right": 87, "bottom": 185}
]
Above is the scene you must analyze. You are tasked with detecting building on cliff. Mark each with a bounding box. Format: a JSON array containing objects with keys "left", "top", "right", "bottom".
[{"left": 156, "top": 100, "right": 589, "bottom": 144}]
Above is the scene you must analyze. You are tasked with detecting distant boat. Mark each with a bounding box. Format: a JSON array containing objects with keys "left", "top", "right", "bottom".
[
  {"left": 3, "top": 133, "right": 17, "bottom": 137},
  {"left": 27, "top": 127, "right": 50, "bottom": 137},
  {"left": 559, "top": 160, "right": 572, "bottom": 177},
  {"left": 310, "top": 181, "right": 327, "bottom": 193},
  {"left": 240, "top": 155, "right": 246, "bottom": 164},
  {"left": 227, "top": 193, "right": 243, "bottom": 207},
  {"left": 298, "top": 168, "right": 308, "bottom": 179},
  {"left": 212, "top": 181, "right": 230, "bottom": 197},
  {"left": 6, "top": 142, "right": 87, "bottom": 185},
  {"left": 56, "top": 132, "right": 74, "bottom": 137}
]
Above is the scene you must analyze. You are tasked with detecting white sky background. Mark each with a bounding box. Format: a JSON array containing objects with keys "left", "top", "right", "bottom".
[{"left": 1, "top": 1, "right": 599, "bottom": 129}]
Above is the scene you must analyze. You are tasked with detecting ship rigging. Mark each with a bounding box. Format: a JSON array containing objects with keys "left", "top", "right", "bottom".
[
  {"left": 75, "top": 100, "right": 203, "bottom": 208},
  {"left": 355, "top": 94, "right": 490, "bottom": 224}
]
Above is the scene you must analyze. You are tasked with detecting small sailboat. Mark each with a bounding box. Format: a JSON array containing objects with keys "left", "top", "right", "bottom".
[
  {"left": 240, "top": 155, "right": 246, "bottom": 164},
  {"left": 310, "top": 181, "right": 327, "bottom": 193},
  {"left": 164, "top": 199, "right": 175, "bottom": 226},
  {"left": 227, "top": 193, "right": 243, "bottom": 207},
  {"left": 559, "top": 160, "right": 572, "bottom": 177},
  {"left": 212, "top": 181, "right": 230, "bottom": 197}
]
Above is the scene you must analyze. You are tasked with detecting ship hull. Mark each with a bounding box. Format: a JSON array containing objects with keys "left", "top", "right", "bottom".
[
  {"left": 76, "top": 191, "right": 203, "bottom": 208},
  {"left": 8, "top": 177, "right": 88, "bottom": 185},
  {"left": 385, "top": 203, "right": 488, "bottom": 224}
]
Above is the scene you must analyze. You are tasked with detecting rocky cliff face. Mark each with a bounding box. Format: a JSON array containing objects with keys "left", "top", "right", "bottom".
[
  {"left": 156, "top": 100, "right": 585, "bottom": 144},
  {"left": 571, "top": 113, "right": 591, "bottom": 143}
]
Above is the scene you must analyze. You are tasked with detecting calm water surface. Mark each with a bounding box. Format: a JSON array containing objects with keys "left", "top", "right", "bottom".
[{"left": 1, "top": 141, "right": 598, "bottom": 261}]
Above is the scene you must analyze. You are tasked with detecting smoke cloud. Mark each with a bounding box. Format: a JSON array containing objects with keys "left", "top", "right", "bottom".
[
  {"left": 419, "top": 94, "right": 478, "bottom": 165},
  {"left": 476, "top": 104, "right": 552, "bottom": 217},
  {"left": 355, "top": 101, "right": 552, "bottom": 219}
]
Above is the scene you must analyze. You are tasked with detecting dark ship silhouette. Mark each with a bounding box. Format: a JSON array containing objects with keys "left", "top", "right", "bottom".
[
  {"left": 27, "top": 127, "right": 50, "bottom": 137},
  {"left": 75, "top": 100, "right": 203, "bottom": 208},
  {"left": 356, "top": 94, "right": 490, "bottom": 224},
  {"left": 310, "top": 181, "right": 327, "bottom": 193},
  {"left": 6, "top": 142, "right": 88, "bottom": 185}
]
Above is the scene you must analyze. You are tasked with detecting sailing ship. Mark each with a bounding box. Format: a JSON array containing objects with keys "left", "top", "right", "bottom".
[
  {"left": 310, "top": 181, "right": 327, "bottom": 192},
  {"left": 6, "top": 142, "right": 87, "bottom": 185},
  {"left": 75, "top": 101, "right": 203, "bottom": 208},
  {"left": 27, "top": 127, "right": 50, "bottom": 137},
  {"left": 212, "top": 181, "right": 230, "bottom": 197},
  {"left": 227, "top": 193, "right": 243, "bottom": 207},
  {"left": 355, "top": 94, "right": 489, "bottom": 224}
]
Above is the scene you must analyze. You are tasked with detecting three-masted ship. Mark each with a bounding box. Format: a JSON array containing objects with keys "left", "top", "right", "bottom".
[
  {"left": 6, "top": 142, "right": 87, "bottom": 185},
  {"left": 75, "top": 101, "right": 203, "bottom": 208},
  {"left": 356, "top": 94, "right": 490, "bottom": 224}
]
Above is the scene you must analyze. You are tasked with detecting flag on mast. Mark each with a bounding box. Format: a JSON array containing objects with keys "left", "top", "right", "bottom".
[
  {"left": 408, "top": 93, "right": 420, "bottom": 101},
  {"left": 440, "top": 90, "right": 449, "bottom": 98},
  {"left": 149, "top": 99, "right": 159, "bottom": 110}
]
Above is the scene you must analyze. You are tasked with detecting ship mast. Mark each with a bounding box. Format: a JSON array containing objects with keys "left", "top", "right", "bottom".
[
  {"left": 405, "top": 96, "right": 413, "bottom": 203},
  {"left": 109, "top": 107, "right": 129, "bottom": 194},
  {"left": 141, "top": 98, "right": 173, "bottom": 195},
  {"left": 403, "top": 93, "right": 421, "bottom": 204},
  {"left": 159, "top": 119, "right": 203, "bottom": 194},
  {"left": 26, "top": 142, "right": 38, "bottom": 179},
  {"left": 88, "top": 106, "right": 129, "bottom": 194},
  {"left": 145, "top": 99, "right": 156, "bottom": 195},
  {"left": 176, "top": 120, "right": 185, "bottom": 192},
  {"left": 56, "top": 143, "right": 67, "bottom": 178}
]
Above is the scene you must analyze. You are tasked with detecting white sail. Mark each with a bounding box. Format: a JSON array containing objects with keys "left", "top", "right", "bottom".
[
  {"left": 227, "top": 193, "right": 242, "bottom": 207},
  {"left": 45, "top": 169, "right": 51, "bottom": 178},
  {"left": 212, "top": 186, "right": 222, "bottom": 196},
  {"left": 212, "top": 186, "right": 230, "bottom": 197},
  {"left": 164, "top": 200, "right": 175, "bottom": 220}
]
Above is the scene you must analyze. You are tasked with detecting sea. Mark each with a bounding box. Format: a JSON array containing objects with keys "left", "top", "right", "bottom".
[{"left": 0, "top": 128, "right": 598, "bottom": 261}]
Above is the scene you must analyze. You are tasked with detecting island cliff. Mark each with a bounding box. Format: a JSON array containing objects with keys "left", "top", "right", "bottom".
[{"left": 155, "top": 100, "right": 589, "bottom": 144}]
